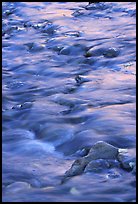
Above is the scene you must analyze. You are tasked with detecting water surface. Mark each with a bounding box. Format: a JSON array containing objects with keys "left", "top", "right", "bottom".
[{"left": 2, "top": 2, "right": 136, "bottom": 202}]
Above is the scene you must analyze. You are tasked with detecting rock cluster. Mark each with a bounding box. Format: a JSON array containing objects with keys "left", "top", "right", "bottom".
[{"left": 61, "top": 141, "right": 136, "bottom": 183}]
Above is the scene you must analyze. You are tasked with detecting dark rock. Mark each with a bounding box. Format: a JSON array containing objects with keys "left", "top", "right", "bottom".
[
  {"left": 64, "top": 158, "right": 88, "bottom": 178},
  {"left": 84, "top": 159, "right": 110, "bottom": 173},
  {"left": 117, "top": 153, "right": 136, "bottom": 171},
  {"left": 85, "top": 47, "right": 105, "bottom": 57},
  {"left": 62, "top": 141, "right": 136, "bottom": 183},
  {"left": 12, "top": 102, "right": 33, "bottom": 110},
  {"left": 75, "top": 75, "right": 90, "bottom": 85},
  {"left": 87, "top": 141, "right": 119, "bottom": 160},
  {"left": 103, "top": 47, "right": 120, "bottom": 58}
]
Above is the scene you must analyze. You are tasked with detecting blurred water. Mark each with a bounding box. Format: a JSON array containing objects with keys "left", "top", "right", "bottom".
[{"left": 2, "top": 2, "right": 136, "bottom": 202}]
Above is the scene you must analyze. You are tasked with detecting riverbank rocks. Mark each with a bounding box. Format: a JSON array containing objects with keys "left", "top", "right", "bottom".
[{"left": 62, "top": 141, "right": 136, "bottom": 183}]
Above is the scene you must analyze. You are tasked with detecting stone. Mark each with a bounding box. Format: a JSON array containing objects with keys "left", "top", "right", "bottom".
[
  {"left": 75, "top": 75, "right": 90, "bottom": 85},
  {"left": 60, "top": 46, "right": 71, "bottom": 55},
  {"left": 85, "top": 47, "right": 104, "bottom": 57},
  {"left": 87, "top": 141, "right": 119, "bottom": 160},
  {"left": 64, "top": 158, "right": 88, "bottom": 178},
  {"left": 62, "top": 141, "right": 136, "bottom": 183},
  {"left": 84, "top": 159, "right": 110, "bottom": 173},
  {"left": 103, "top": 47, "right": 119, "bottom": 58},
  {"left": 117, "top": 153, "right": 136, "bottom": 171}
]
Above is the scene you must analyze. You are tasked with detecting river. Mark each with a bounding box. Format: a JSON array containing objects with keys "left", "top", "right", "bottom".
[{"left": 2, "top": 2, "right": 136, "bottom": 202}]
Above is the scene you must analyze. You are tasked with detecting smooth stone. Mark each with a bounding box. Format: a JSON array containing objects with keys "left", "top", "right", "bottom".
[
  {"left": 85, "top": 47, "right": 104, "bottom": 57},
  {"left": 60, "top": 46, "right": 71, "bottom": 55},
  {"left": 85, "top": 47, "right": 119, "bottom": 58},
  {"left": 103, "top": 47, "right": 120, "bottom": 58},
  {"left": 60, "top": 44, "right": 86, "bottom": 56},
  {"left": 87, "top": 141, "right": 119, "bottom": 160},
  {"left": 84, "top": 159, "right": 110, "bottom": 173}
]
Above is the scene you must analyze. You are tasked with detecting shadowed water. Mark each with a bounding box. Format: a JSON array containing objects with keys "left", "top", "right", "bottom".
[{"left": 2, "top": 2, "right": 136, "bottom": 202}]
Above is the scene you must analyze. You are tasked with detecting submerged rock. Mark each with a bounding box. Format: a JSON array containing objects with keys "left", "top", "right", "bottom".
[
  {"left": 75, "top": 75, "right": 90, "bottom": 85},
  {"left": 85, "top": 47, "right": 119, "bottom": 58},
  {"left": 60, "top": 44, "right": 86, "bottom": 56},
  {"left": 85, "top": 47, "right": 104, "bottom": 57},
  {"left": 12, "top": 102, "right": 33, "bottom": 110},
  {"left": 103, "top": 47, "right": 120, "bottom": 58}
]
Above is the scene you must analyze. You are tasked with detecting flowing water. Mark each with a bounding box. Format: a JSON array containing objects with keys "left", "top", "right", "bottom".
[{"left": 2, "top": 2, "right": 136, "bottom": 202}]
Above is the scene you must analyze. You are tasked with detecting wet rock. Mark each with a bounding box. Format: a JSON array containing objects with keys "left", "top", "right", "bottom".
[
  {"left": 106, "top": 159, "right": 120, "bottom": 168},
  {"left": 62, "top": 141, "right": 136, "bottom": 183},
  {"left": 33, "top": 21, "right": 56, "bottom": 35},
  {"left": 85, "top": 47, "right": 105, "bottom": 57},
  {"left": 72, "top": 10, "right": 85, "bottom": 17},
  {"left": 62, "top": 141, "right": 119, "bottom": 182},
  {"left": 87, "top": 141, "right": 119, "bottom": 160},
  {"left": 117, "top": 153, "right": 136, "bottom": 171},
  {"left": 74, "top": 147, "right": 90, "bottom": 157},
  {"left": 64, "top": 31, "right": 81, "bottom": 37},
  {"left": 60, "top": 46, "right": 71, "bottom": 55},
  {"left": 64, "top": 158, "right": 88, "bottom": 178},
  {"left": 103, "top": 47, "right": 120, "bottom": 58},
  {"left": 106, "top": 169, "right": 121, "bottom": 179},
  {"left": 84, "top": 159, "right": 110, "bottom": 173},
  {"left": 85, "top": 47, "right": 119, "bottom": 58},
  {"left": 75, "top": 75, "right": 90, "bottom": 85},
  {"left": 60, "top": 44, "right": 86, "bottom": 56},
  {"left": 86, "top": 2, "right": 107, "bottom": 10},
  {"left": 12, "top": 102, "right": 33, "bottom": 110},
  {"left": 25, "top": 42, "right": 45, "bottom": 52}
]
